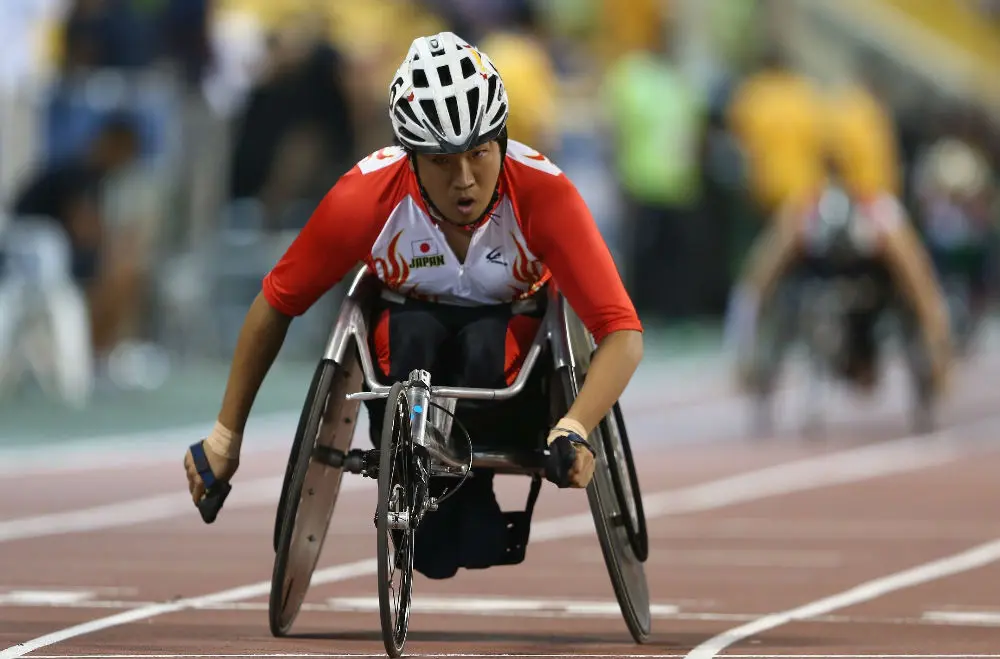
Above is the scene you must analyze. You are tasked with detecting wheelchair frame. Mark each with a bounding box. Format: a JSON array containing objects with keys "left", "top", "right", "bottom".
[{"left": 267, "top": 267, "right": 650, "bottom": 656}]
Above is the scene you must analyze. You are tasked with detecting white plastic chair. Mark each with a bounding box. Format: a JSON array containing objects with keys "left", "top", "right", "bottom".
[{"left": 0, "top": 215, "right": 94, "bottom": 407}]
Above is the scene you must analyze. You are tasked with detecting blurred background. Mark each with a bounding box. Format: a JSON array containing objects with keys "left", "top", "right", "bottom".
[{"left": 0, "top": 0, "right": 998, "bottom": 444}]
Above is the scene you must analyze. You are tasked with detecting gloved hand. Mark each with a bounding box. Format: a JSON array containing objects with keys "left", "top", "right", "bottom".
[
  {"left": 544, "top": 417, "right": 596, "bottom": 488},
  {"left": 184, "top": 422, "right": 241, "bottom": 505}
]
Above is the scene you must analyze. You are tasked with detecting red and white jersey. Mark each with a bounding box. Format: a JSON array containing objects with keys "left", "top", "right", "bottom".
[{"left": 263, "top": 139, "right": 641, "bottom": 342}]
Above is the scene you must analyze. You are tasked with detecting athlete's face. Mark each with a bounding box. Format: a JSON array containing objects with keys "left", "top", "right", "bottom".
[{"left": 414, "top": 141, "right": 502, "bottom": 225}]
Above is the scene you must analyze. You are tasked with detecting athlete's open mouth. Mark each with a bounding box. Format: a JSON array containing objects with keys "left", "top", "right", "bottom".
[{"left": 456, "top": 197, "right": 476, "bottom": 215}]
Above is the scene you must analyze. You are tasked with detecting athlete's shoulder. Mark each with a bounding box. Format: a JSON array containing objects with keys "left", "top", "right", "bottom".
[
  {"left": 502, "top": 140, "right": 590, "bottom": 232},
  {"left": 355, "top": 145, "right": 409, "bottom": 176},
  {"left": 504, "top": 139, "right": 565, "bottom": 178},
  {"left": 330, "top": 145, "right": 411, "bottom": 210}
]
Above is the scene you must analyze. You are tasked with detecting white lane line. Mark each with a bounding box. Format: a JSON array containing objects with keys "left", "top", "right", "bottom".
[
  {"left": 0, "top": 412, "right": 300, "bottom": 478},
  {"left": 0, "top": 594, "right": 680, "bottom": 618},
  {"left": 650, "top": 517, "right": 1000, "bottom": 542},
  {"left": 684, "top": 536, "right": 1000, "bottom": 659},
  {"left": 0, "top": 590, "right": 94, "bottom": 605},
  {"left": 528, "top": 429, "right": 968, "bottom": 543},
  {"left": 22, "top": 654, "right": 1000, "bottom": 659},
  {"left": 923, "top": 610, "right": 1000, "bottom": 625},
  {"left": 0, "top": 355, "right": 731, "bottom": 480},
  {"left": 5, "top": 596, "right": 1000, "bottom": 630},
  {"left": 7, "top": 340, "right": 995, "bottom": 482},
  {"left": 0, "top": 475, "right": 370, "bottom": 543},
  {"left": 1, "top": 429, "right": 983, "bottom": 657},
  {"left": 3, "top": 394, "right": 985, "bottom": 546},
  {"left": 321, "top": 596, "right": 679, "bottom": 617},
  {"left": 578, "top": 548, "right": 844, "bottom": 569},
  {"left": 0, "top": 558, "right": 376, "bottom": 659}
]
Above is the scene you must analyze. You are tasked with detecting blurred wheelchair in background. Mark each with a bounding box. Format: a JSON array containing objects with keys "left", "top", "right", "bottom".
[{"left": 747, "top": 187, "right": 938, "bottom": 436}]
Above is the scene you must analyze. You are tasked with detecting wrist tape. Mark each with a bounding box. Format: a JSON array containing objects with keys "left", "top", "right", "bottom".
[
  {"left": 547, "top": 416, "right": 588, "bottom": 445},
  {"left": 204, "top": 421, "right": 242, "bottom": 460}
]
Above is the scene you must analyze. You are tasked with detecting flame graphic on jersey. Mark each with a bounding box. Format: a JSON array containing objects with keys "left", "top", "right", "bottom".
[
  {"left": 372, "top": 231, "right": 410, "bottom": 290},
  {"left": 510, "top": 232, "right": 544, "bottom": 285}
]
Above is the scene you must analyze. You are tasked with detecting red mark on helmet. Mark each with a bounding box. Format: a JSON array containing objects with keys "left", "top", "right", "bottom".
[
  {"left": 419, "top": 242, "right": 431, "bottom": 253},
  {"left": 406, "top": 92, "right": 415, "bottom": 102}
]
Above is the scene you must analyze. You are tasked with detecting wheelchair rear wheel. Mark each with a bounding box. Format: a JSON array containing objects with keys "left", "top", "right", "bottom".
[
  {"left": 377, "top": 381, "right": 416, "bottom": 658},
  {"left": 560, "top": 305, "right": 651, "bottom": 643},
  {"left": 601, "top": 401, "right": 648, "bottom": 561},
  {"left": 269, "top": 344, "right": 363, "bottom": 637}
]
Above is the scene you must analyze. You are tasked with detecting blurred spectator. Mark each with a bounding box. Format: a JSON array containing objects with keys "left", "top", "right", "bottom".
[
  {"left": 160, "top": 0, "right": 212, "bottom": 88},
  {"left": 420, "top": 0, "right": 527, "bottom": 43},
  {"left": 602, "top": 19, "right": 707, "bottom": 320},
  {"left": 825, "top": 74, "right": 902, "bottom": 199},
  {"left": 227, "top": 14, "right": 356, "bottom": 230},
  {"left": 60, "top": 0, "right": 160, "bottom": 75},
  {"left": 725, "top": 48, "right": 826, "bottom": 222},
  {"left": 597, "top": 0, "right": 667, "bottom": 64},
  {"left": 0, "top": 0, "right": 65, "bottom": 91},
  {"left": 478, "top": 3, "right": 560, "bottom": 154},
  {"left": 9, "top": 113, "right": 144, "bottom": 360}
]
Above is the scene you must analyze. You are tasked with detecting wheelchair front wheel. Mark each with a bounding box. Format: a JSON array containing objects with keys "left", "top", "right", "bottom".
[{"left": 377, "top": 381, "right": 416, "bottom": 658}]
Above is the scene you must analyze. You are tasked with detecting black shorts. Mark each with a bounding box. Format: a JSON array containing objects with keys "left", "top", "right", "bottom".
[
  {"left": 363, "top": 292, "right": 550, "bottom": 451},
  {"left": 361, "top": 291, "right": 551, "bottom": 579}
]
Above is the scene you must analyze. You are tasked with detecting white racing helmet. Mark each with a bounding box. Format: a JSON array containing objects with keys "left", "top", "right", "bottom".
[{"left": 389, "top": 32, "right": 509, "bottom": 154}]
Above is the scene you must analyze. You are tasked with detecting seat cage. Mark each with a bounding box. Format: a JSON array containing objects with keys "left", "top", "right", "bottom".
[{"left": 321, "top": 267, "right": 583, "bottom": 475}]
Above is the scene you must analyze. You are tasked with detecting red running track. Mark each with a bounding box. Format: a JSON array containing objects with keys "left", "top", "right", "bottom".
[{"left": 3, "top": 355, "right": 1000, "bottom": 659}]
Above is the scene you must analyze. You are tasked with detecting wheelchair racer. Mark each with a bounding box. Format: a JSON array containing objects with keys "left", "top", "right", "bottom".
[
  {"left": 726, "top": 157, "right": 952, "bottom": 395},
  {"left": 184, "top": 32, "right": 644, "bottom": 577}
]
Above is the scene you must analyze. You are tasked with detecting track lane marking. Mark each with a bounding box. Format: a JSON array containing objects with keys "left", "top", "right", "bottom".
[
  {"left": 22, "top": 653, "right": 1000, "bottom": 658},
  {"left": 685, "top": 537, "right": 1000, "bottom": 658},
  {"left": 7, "top": 595, "right": 1000, "bottom": 630},
  {"left": 3, "top": 426, "right": 988, "bottom": 657}
]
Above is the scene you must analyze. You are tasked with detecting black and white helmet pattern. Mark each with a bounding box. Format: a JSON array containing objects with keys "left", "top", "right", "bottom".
[{"left": 389, "top": 32, "right": 508, "bottom": 154}]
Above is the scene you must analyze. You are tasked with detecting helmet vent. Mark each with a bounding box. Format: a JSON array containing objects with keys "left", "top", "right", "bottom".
[
  {"left": 461, "top": 56, "right": 476, "bottom": 79},
  {"left": 446, "top": 96, "right": 461, "bottom": 134},
  {"left": 486, "top": 75, "right": 497, "bottom": 107},
  {"left": 437, "top": 65, "right": 453, "bottom": 87},
  {"left": 419, "top": 99, "right": 440, "bottom": 128}
]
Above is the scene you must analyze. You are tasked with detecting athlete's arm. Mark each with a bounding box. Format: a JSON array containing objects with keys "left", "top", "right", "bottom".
[
  {"left": 215, "top": 165, "right": 389, "bottom": 437},
  {"left": 516, "top": 165, "right": 644, "bottom": 436},
  {"left": 742, "top": 199, "right": 805, "bottom": 299},
  {"left": 870, "top": 197, "right": 952, "bottom": 386}
]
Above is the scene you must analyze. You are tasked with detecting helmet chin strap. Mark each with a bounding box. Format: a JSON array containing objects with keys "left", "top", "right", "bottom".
[{"left": 410, "top": 132, "right": 508, "bottom": 233}]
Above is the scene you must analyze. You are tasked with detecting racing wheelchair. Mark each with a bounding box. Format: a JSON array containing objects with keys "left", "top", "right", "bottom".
[
  {"left": 744, "top": 195, "right": 938, "bottom": 437},
  {"left": 249, "top": 267, "right": 649, "bottom": 656}
]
